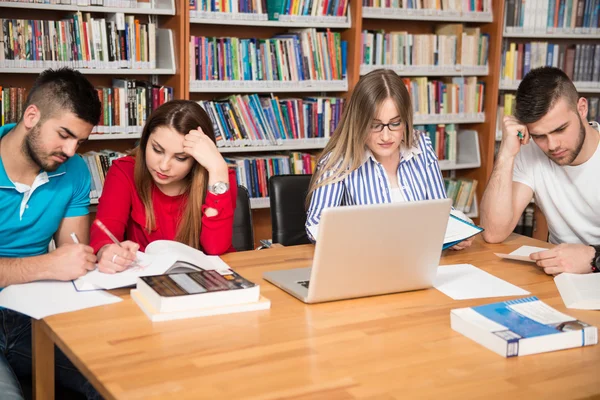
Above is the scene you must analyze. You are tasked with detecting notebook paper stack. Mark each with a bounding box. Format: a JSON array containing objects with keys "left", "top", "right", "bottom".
[
  {"left": 451, "top": 297, "right": 598, "bottom": 357},
  {"left": 132, "top": 268, "right": 270, "bottom": 322}
]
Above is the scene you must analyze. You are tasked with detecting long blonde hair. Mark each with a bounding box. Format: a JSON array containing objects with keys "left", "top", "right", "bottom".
[
  {"left": 133, "top": 100, "right": 215, "bottom": 250},
  {"left": 307, "top": 69, "right": 415, "bottom": 204}
]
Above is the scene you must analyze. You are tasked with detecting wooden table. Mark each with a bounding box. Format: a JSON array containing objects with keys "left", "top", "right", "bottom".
[{"left": 33, "top": 234, "right": 600, "bottom": 399}]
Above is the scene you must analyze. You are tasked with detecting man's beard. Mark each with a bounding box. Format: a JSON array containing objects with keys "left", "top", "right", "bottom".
[
  {"left": 22, "top": 124, "right": 69, "bottom": 172},
  {"left": 547, "top": 119, "right": 586, "bottom": 166}
]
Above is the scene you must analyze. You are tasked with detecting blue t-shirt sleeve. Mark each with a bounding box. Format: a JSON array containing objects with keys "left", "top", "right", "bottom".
[{"left": 65, "top": 155, "right": 91, "bottom": 218}]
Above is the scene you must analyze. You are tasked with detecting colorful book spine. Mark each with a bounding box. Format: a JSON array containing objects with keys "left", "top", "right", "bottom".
[
  {"left": 404, "top": 77, "right": 484, "bottom": 115},
  {"left": 198, "top": 94, "right": 344, "bottom": 147},
  {"left": 502, "top": 41, "right": 600, "bottom": 83},
  {"left": 191, "top": 30, "right": 346, "bottom": 82},
  {"left": 0, "top": 86, "right": 26, "bottom": 125},
  {"left": 225, "top": 153, "right": 316, "bottom": 198},
  {"left": 0, "top": 15, "right": 158, "bottom": 70}
]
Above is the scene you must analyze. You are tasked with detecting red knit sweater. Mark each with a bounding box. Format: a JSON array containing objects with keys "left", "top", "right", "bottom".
[{"left": 90, "top": 156, "right": 237, "bottom": 255}]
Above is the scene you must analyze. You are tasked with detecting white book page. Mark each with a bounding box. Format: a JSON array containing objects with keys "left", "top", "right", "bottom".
[
  {"left": 443, "top": 216, "right": 482, "bottom": 244},
  {"left": 76, "top": 240, "right": 232, "bottom": 290},
  {"left": 495, "top": 245, "right": 549, "bottom": 263},
  {"left": 0, "top": 281, "right": 121, "bottom": 320},
  {"left": 434, "top": 264, "right": 530, "bottom": 300}
]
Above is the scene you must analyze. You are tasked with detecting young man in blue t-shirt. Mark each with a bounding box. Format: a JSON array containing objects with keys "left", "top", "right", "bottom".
[{"left": 0, "top": 68, "right": 101, "bottom": 399}]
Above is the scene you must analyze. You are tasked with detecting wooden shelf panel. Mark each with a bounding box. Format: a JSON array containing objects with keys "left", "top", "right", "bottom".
[
  {"left": 360, "top": 64, "right": 489, "bottom": 76},
  {"left": 0, "top": 0, "right": 175, "bottom": 14},
  {"left": 500, "top": 80, "right": 600, "bottom": 93},
  {"left": 218, "top": 139, "right": 328, "bottom": 153},
  {"left": 362, "top": 7, "right": 492, "bottom": 22},
  {"left": 189, "top": 79, "right": 348, "bottom": 93},
  {"left": 413, "top": 113, "right": 485, "bottom": 125},
  {"left": 503, "top": 29, "right": 600, "bottom": 39},
  {"left": 190, "top": 11, "right": 350, "bottom": 28}
]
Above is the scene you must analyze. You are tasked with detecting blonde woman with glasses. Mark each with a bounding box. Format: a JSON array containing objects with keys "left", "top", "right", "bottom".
[{"left": 305, "top": 69, "right": 474, "bottom": 251}]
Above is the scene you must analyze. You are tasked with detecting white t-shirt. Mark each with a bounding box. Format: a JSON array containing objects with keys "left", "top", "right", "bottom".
[
  {"left": 390, "top": 187, "right": 405, "bottom": 202},
  {"left": 513, "top": 122, "right": 600, "bottom": 245}
]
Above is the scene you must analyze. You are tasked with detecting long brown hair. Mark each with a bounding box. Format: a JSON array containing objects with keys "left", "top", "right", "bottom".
[
  {"left": 307, "top": 69, "right": 415, "bottom": 204},
  {"left": 133, "top": 100, "right": 216, "bottom": 249}
]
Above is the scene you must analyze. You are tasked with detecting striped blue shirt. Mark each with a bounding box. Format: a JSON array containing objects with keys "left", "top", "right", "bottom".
[{"left": 306, "top": 131, "right": 447, "bottom": 240}]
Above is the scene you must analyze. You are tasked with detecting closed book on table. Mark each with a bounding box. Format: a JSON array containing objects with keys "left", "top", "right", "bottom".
[
  {"left": 136, "top": 269, "right": 260, "bottom": 313},
  {"left": 451, "top": 296, "right": 598, "bottom": 357},
  {"left": 132, "top": 290, "right": 270, "bottom": 322}
]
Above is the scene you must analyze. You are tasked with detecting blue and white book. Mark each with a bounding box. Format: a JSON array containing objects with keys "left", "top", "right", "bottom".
[
  {"left": 442, "top": 211, "right": 483, "bottom": 250},
  {"left": 451, "top": 297, "right": 598, "bottom": 357}
]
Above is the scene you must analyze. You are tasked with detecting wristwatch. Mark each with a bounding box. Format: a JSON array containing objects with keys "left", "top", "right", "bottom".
[
  {"left": 208, "top": 181, "right": 230, "bottom": 195},
  {"left": 591, "top": 245, "right": 600, "bottom": 273}
]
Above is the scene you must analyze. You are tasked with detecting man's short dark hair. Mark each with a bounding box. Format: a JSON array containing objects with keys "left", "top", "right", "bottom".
[
  {"left": 24, "top": 68, "right": 101, "bottom": 126},
  {"left": 515, "top": 66, "right": 579, "bottom": 124}
]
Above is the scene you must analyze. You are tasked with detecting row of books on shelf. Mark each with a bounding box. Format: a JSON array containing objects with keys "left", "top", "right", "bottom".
[
  {"left": 190, "top": 0, "right": 267, "bottom": 14},
  {"left": 502, "top": 42, "right": 600, "bottom": 83},
  {"left": 406, "top": 77, "right": 484, "bottom": 116},
  {"left": 497, "top": 93, "right": 600, "bottom": 140},
  {"left": 198, "top": 95, "right": 344, "bottom": 145},
  {"left": 361, "top": 25, "right": 489, "bottom": 68},
  {"left": 0, "top": 0, "right": 152, "bottom": 8},
  {"left": 95, "top": 80, "right": 174, "bottom": 131},
  {"left": 514, "top": 204, "right": 536, "bottom": 237},
  {"left": 190, "top": 0, "right": 349, "bottom": 18},
  {"left": 226, "top": 153, "right": 316, "bottom": 199},
  {"left": 505, "top": 0, "right": 600, "bottom": 33},
  {"left": 83, "top": 150, "right": 126, "bottom": 200},
  {"left": 362, "top": 0, "right": 491, "bottom": 13},
  {"left": 444, "top": 177, "right": 477, "bottom": 214},
  {"left": 266, "top": 0, "right": 350, "bottom": 19},
  {"left": 0, "top": 14, "right": 157, "bottom": 69},
  {"left": 0, "top": 86, "right": 25, "bottom": 125},
  {"left": 0, "top": 81, "right": 174, "bottom": 132},
  {"left": 417, "top": 123, "right": 456, "bottom": 162},
  {"left": 190, "top": 30, "right": 346, "bottom": 83}
]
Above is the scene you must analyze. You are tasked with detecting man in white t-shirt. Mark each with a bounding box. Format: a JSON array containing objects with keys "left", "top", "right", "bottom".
[{"left": 480, "top": 66, "right": 600, "bottom": 275}]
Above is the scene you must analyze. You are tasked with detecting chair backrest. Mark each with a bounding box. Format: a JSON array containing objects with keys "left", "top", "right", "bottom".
[
  {"left": 269, "top": 174, "right": 313, "bottom": 246},
  {"left": 232, "top": 185, "right": 254, "bottom": 251}
]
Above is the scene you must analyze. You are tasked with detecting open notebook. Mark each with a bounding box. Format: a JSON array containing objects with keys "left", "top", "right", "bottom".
[{"left": 73, "top": 240, "right": 231, "bottom": 291}]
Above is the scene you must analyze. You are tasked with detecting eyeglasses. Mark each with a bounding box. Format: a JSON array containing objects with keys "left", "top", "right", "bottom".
[{"left": 370, "top": 121, "right": 404, "bottom": 133}]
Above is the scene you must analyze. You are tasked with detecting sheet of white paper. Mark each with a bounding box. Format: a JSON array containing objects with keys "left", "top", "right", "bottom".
[
  {"left": 434, "top": 264, "right": 530, "bottom": 300},
  {"left": 0, "top": 281, "right": 121, "bottom": 319},
  {"left": 443, "top": 216, "right": 482, "bottom": 244},
  {"left": 554, "top": 273, "right": 600, "bottom": 310},
  {"left": 495, "top": 245, "right": 548, "bottom": 263},
  {"left": 76, "top": 252, "right": 177, "bottom": 290}
]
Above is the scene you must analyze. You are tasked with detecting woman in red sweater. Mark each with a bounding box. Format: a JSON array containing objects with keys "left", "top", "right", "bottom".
[{"left": 90, "top": 100, "right": 237, "bottom": 273}]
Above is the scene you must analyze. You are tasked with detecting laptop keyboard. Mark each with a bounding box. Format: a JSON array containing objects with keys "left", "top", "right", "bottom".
[{"left": 297, "top": 280, "right": 310, "bottom": 289}]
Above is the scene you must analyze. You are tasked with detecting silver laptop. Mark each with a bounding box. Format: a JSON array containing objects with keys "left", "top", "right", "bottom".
[{"left": 263, "top": 198, "right": 452, "bottom": 303}]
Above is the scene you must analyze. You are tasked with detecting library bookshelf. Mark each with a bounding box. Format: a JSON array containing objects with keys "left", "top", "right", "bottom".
[
  {"left": 496, "top": 0, "right": 600, "bottom": 241},
  {"left": 0, "top": 0, "right": 507, "bottom": 247}
]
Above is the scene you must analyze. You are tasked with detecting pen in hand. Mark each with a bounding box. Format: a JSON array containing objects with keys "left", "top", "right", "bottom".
[
  {"left": 93, "top": 219, "right": 140, "bottom": 267},
  {"left": 70, "top": 232, "right": 80, "bottom": 244}
]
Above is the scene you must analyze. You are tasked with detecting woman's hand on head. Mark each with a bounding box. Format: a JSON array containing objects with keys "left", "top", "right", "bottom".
[
  {"left": 97, "top": 241, "right": 140, "bottom": 274},
  {"left": 183, "top": 127, "right": 227, "bottom": 174}
]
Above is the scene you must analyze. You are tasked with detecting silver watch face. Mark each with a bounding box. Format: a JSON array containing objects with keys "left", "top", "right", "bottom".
[{"left": 211, "top": 181, "right": 229, "bottom": 194}]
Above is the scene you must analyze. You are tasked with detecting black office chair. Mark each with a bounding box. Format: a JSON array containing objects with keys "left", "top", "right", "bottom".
[
  {"left": 269, "top": 174, "right": 313, "bottom": 246},
  {"left": 232, "top": 185, "right": 254, "bottom": 251}
]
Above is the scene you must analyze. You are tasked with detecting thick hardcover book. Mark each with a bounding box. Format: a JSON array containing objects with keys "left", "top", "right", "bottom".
[
  {"left": 451, "top": 296, "right": 598, "bottom": 357},
  {"left": 137, "top": 268, "right": 260, "bottom": 313}
]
